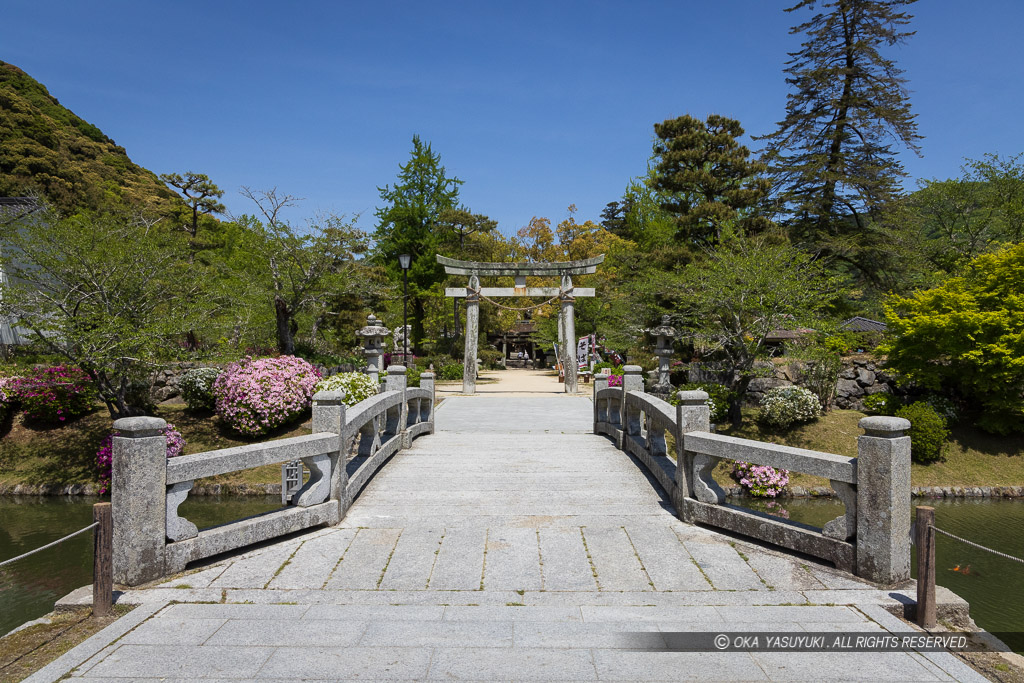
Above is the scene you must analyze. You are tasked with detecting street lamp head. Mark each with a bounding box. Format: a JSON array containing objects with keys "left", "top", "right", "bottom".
[{"left": 398, "top": 254, "right": 411, "bottom": 270}]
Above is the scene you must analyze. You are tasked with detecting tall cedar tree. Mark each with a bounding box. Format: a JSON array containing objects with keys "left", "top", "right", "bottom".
[
  {"left": 758, "top": 0, "right": 922, "bottom": 275},
  {"left": 374, "top": 136, "right": 463, "bottom": 349},
  {"left": 652, "top": 114, "right": 772, "bottom": 247}
]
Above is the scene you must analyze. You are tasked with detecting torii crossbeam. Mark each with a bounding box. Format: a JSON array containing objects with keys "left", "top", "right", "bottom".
[{"left": 438, "top": 254, "right": 604, "bottom": 395}]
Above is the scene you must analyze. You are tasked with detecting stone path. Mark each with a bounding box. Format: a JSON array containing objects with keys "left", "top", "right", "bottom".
[{"left": 30, "top": 395, "right": 985, "bottom": 681}]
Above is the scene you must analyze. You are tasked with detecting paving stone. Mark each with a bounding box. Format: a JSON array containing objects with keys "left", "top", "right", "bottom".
[
  {"left": 583, "top": 526, "right": 653, "bottom": 591},
  {"left": 160, "top": 603, "right": 310, "bottom": 620},
  {"left": 581, "top": 606, "right": 722, "bottom": 623},
  {"left": 256, "top": 646, "right": 433, "bottom": 679},
  {"left": 208, "top": 543, "right": 297, "bottom": 589},
  {"left": 205, "top": 618, "right": 366, "bottom": 646},
  {"left": 538, "top": 527, "right": 598, "bottom": 590},
  {"left": 679, "top": 538, "right": 764, "bottom": 591},
  {"left": 739, "top": 548, "right": 827, "bottom": 591},
  {"left": 118, "top": 617, "right": 226, "bottom": 646},
  {"left": 513, "top": 620, "right": 664, "bottom": 648},
  {"left": 714, "top": 605, "right": 868, "bottom": 624},
  {"left": 751, "top": 651, "right": 938, "bottom": 681},
  {"left": 428, "top": 526, "right": 487, "bottom": 590},
  {"left": 624, "top": 523, "right": 711, "bottom": 591},
  {"left": 378, "top": 526, "right": 443, "bottom": 590},
  {"left": 85, "top": 644, "right": 274, "bottom": 679},
  {"left": 266, "top": 528, "right": 357, "bottom": 589},
  {"left": 443, "top": 605, "right": 583, "bottom": 622},
  {"left": 591, "top": 650, "right": 768, "bottom": 681},
  {"left": 483, "top": 526, "right": 543, "bottom": 590},
  {"left": 324, "top": 527, "right": 401, "bottom": 590},
  {"left": 359, "top": 619, "right": 513, "bottom": 647},
  {"left": 303, "top": 604, "right": 445, "bottom": 621},
  {"left": 159, "top": 564, "right": 229, "bottom": 589},
  {"left": 427, "top": 646, "right": 597, "bottom": 680}
]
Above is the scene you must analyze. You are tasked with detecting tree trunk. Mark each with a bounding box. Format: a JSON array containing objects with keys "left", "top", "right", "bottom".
[
  {"left": 729, "top": 375, "right": 753, "bottom": 429},
  {"left": 275, "top": 296, "right": 295, "bottom": 355}
]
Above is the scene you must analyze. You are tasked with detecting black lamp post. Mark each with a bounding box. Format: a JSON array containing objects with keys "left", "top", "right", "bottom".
[{"left": 398, "top": 254, "right": 411, "bottom": 362}]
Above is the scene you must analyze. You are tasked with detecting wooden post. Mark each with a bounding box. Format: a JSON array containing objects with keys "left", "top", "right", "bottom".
[
  {"left": 915, "top": 505, "right": 937, "bottom": 629},
  {"left": 93, "top": 502, "right": 113, "bottom": 617}
]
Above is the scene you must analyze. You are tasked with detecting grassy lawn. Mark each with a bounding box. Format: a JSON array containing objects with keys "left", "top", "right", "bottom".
[
  {"left": 715, "top": 408, "right": 1024, "bottom": 489},
  {"left": 0, "top": 401, "right": 311, "bottom": 490},
  {"left": 0, "top": 402, "right": 1021, "bottom": 492}
]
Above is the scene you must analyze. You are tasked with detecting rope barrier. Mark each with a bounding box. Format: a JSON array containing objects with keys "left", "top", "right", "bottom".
[
  {"left": 0, "top": 522, "right": 99, "bottom": 568},
  {"left": 478, "top": 292, "right": 560, "bottom": 312},
  {"left": 932, "top": 525, "right": 1024, "bottom": 564}
]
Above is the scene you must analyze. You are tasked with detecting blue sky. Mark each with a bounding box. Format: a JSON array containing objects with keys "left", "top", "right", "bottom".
[{"left": 5, "top": 1, "right": 1023, "bottom": 236}]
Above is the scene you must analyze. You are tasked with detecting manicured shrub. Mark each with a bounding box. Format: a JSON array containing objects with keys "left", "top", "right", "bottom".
[
  {"left": 213, "top": 356, "right": 321, "bottom": 437},
  {"left": 594, "top": 362, "right": 624, "bottom": 375},
  {"left": 672, "top": 382, "right": 733, "bottom": 424},
  {"left": 731, "top": 461, "right": 790, "bottom": 498},
  {"left": 895, "top": 401, "right": 949, "bottom": 464},
  {"left": 9, "top": 366, "right": 97, "bottom": 423},
  {"left": 438, "top": 363, "right": 464, "bottom": 380},
  {"left": 180, "top": 367, "right": 220, "bottom": 411},
  {"left": 862, "top": 392, "right": 901, "bottom": 416},
  {"left": 314, "top": 372, "right": 379, "bottom": 406},
  {"left": 405, "top": 366, "right": 422, "bottom": 387},
  {"left": 758, "top": 386, "right": 821, "bottom": 430},
  {"left": 608, "top": 374, "right": 623, "bottom": 388},
  {"left": 96, "top": 423, "right": 185, "bottom": 495}
]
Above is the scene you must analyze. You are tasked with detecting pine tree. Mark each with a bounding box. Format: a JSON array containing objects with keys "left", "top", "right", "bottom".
[
  {"left": 758, "top": 0, "right": 922, "bottom": 268},
  {"left": 373, "top": 135, "right": 463, "bottom": 349},
  {"left": 652, "top": 114, "right": 773, "bottom": 247}
]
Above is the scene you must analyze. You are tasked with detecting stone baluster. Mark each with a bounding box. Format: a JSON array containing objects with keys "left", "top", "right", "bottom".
[
  {"left": 856, "top": 416, "right": 912, "bottom": 585},
  {"left": 386, "top": 365, "right": 409, "bottom": 445},
  {"left": 618, "top": 365, "right": 643, "bottom": 449},
  {"left": 308, "top": 391, "right": 348, "bottom": 519},
  {"left": 592, "top": 370, "right": 609, "bottom": 434},
  {"left": 111, "top": 416, "right": 168, "bottom": 586},
  {"left": 675, "top": 390, "right": 711, "bottom": 520},
  {"left": 420, "top": 371, "right": 435, "bottom": 431}
]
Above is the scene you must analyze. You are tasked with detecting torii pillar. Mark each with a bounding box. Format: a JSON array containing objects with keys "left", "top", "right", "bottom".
[
  {"left": 560, "top": 274, "right": 578, "bottom": 393},
  {"left": 463, "top": 275, "right": 480, "bottom": 394}
]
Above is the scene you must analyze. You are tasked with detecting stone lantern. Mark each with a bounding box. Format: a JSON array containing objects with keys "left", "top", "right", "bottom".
[
  {"left": 355, "top": 314, "right": 391, "bottom": 383},
  {"left": 649, "top": 314, "right": 678, "bottom": 394}
]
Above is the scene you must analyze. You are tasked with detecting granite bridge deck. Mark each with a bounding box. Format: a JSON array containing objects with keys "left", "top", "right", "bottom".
[{"left": 31, "top": 392, "right": 983, "bottom": 681}]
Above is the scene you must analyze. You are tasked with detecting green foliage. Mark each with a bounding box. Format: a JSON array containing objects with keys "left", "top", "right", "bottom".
[
  {"left": 652, "top": 114, "right": 773, "bottom": 246},
  {"left": 437, "top": 363, "right": 464, "bottom": 381},
  {"left": 788, "top": 340, "right": 843, "bottom": 411},
  {"left": 405, "top": 365, "right": 422, "bottom": 387},
  {"left": 373, "top": 135, "right": 463, "bottom": 349},
  {"left": 479, "top": 347, "right": 503, "bottom": 369},
  {"left": 314, "top": 372, "right": 378, "bottom": 407},
  {"left": 895, "top": 401, "right": 949, "bottom": 464},
  {"left": 862, "top": 392, "right": 901, "bottom": 416},
  {"left": 593, "top": 362, "right": 624, "bottom": 375},
  {"left": 0, "top": 61, "right": 179, "bottom": 215},
  {"left": 0, "top": 211, "right": 210, "bottom": 418},
  {"left": 672, "top": 237, "right": 835, "bottom": 426},
  {"left": 671, "top": 382, "right": 732, "bottom": 423},
  {"left": 758, "top": 386, "right": 821, "bottom": 430},
  {"left": 881, "top": 243, "right": 1024, "bottom": 434},
  {"left": 757, "top": 0, "right": 922, "bottom": 281},
  {"left": 9, "top": 366, "right": 97, "bottom": 423},
  {"left": 179, "top": 368, "right": 221, "bottom": 411}
]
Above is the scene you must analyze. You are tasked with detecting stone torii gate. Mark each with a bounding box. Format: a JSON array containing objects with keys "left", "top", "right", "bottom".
[{"left": 439, "top": 254, "right": 603, "bottom": 395}]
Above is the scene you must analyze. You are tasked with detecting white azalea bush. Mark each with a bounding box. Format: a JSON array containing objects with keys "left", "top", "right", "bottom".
[
  {"left": 758, "top": 386, "right": 821, "bottom": 429},
  {"left": 314, "top": 372, "right": 379, "bottom": 407},
  {"left": 179, "top": 367, "right": 220, "bottom": 411}
]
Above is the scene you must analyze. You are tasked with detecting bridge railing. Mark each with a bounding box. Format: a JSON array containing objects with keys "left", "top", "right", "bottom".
[
  {"left": 111, "top": 367, "right": 434, "bottom": 586},
  {"left": 594, "top": 366, "right": 911, "bottom": 586}
]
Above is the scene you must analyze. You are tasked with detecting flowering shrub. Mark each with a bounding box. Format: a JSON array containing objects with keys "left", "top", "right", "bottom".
[
  {"left": 179, "top": 367, "right": 220, "bottom": 411},
  {"left": 9, "top": 366, "right": 97, "bottom": 423},
  {"left": 731, "top": 461, "right": 790, "bottom": 497},
  {"left": 608, "top": 374, "right": 623, "bottom": 388},
  {"left": 862, "top": 391, "right": 900, "bottom": 416},
  {"left": 0, "top": 376, "right": 15, "bottom": 421},
  {"left": 96, "top": 423, "right": 185, "bottom": 494},
  {"left": 758, "top": 386, "right": 821, "bottom": 429},
  {"left": 213, "top": 356, "right": 321, "bottom": 436},
  {"left": 314, "top": 372, "right": 379, "bottom": 406}
]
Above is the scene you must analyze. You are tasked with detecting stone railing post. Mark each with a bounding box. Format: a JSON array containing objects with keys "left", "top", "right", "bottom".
[
  {"left": 111, "top": 416, "right": 168, "bottom": 586},
  {"left": 619, "top": 365, "right": 644, "bottom": 449},
  {"left": 420, "top": 371, "right": 436, "bottom": 434},
  {"left": 675, "top": 390, "right": 710, "bottom": 519},
  {"left": 311, "top": 391, "right": 348, "bottom": 520},
  {"left": 386, "top": 365, "right": 409, "bottom": 445},
  {"left": 856, "top": 416, "right": 912, "bottom": 585},
  {"left": 593, "top": 370, "right": 609, "bottom": 434}
]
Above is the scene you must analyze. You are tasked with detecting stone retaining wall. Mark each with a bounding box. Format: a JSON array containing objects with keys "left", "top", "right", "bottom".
[{"left": 744, "top": 357, "right": 896, "bottom": 410}]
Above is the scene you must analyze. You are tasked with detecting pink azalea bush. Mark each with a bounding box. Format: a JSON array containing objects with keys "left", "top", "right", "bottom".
[
  {"left": 731, "top": 461, "right": 790, "bottom": 498},
  {"left": 96, "top": 423, "right": 184, "bottom": 495},
  {"left": 9, "top": 366, "right": 97, "bottom": 423},
  {"left": 213, "top": 356, "right": 321, "bottom": 436},
  {"left": 608, "top": 374, "right": 623, "bottom": 388}
]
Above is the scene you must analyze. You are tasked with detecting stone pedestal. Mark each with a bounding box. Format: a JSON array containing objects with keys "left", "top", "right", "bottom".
[{"left": 856, "top": 416, "right": 912, "bottom": 585}]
